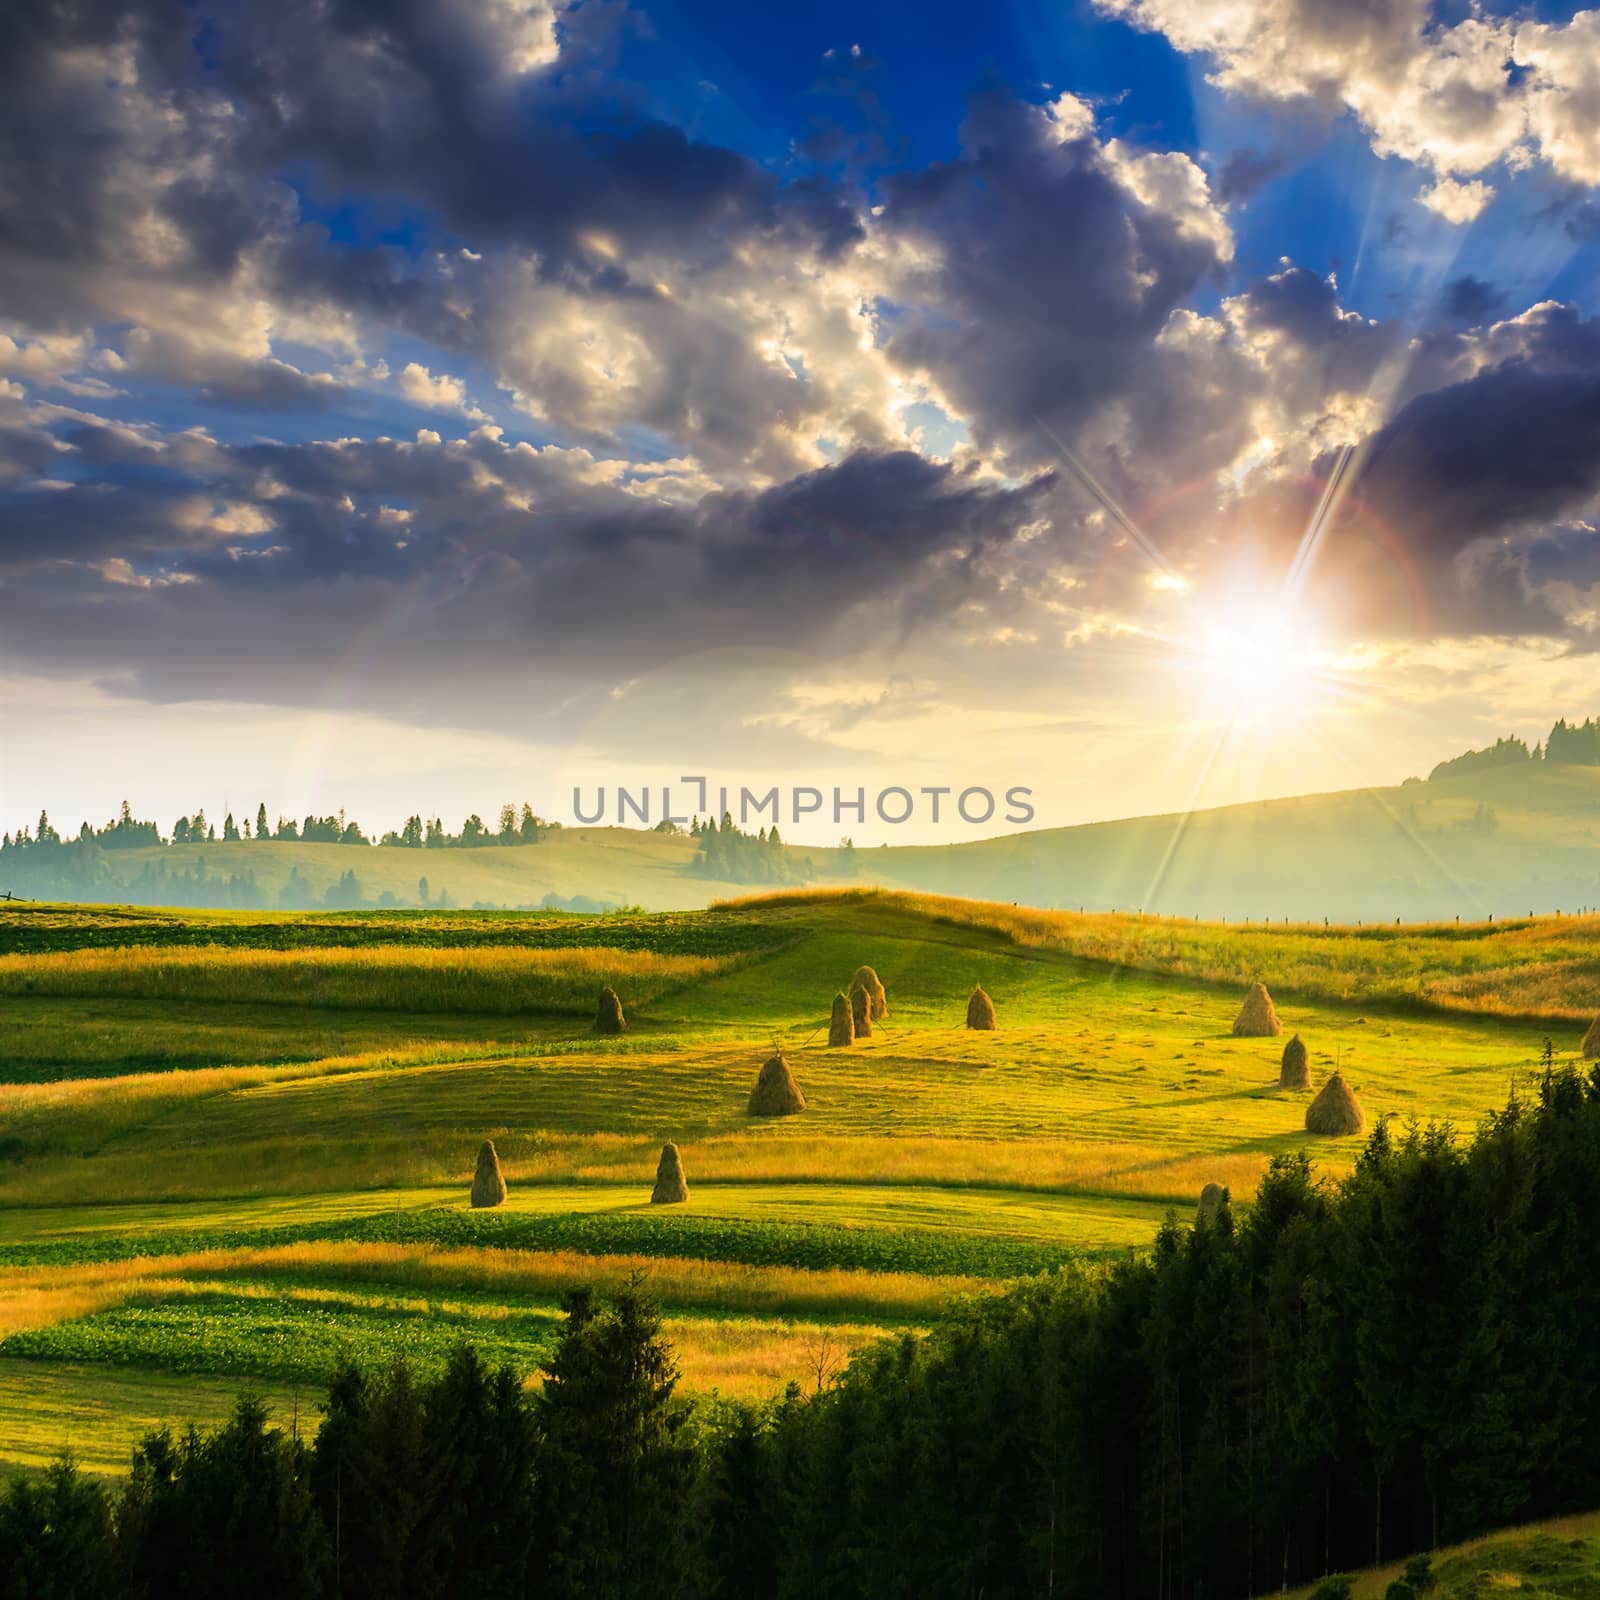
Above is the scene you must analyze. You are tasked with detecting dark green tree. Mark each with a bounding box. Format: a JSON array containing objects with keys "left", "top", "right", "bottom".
[
  {"left": 117, "top": 1396, "right": 325, "bottom": 1599},
  {"left": 533, "top": 1281, "right": 695, "bottom": 1599},
  {"left": 0, "top": 1456, "right": 116, "bottom": 1599}
]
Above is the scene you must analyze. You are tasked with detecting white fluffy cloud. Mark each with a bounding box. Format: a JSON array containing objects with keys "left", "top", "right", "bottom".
[
  {"left": 1517, "top": 11, "right": 1600, "bottom": 189},
  {"left": 1094, "top": 0, "right": 1600, "bottom": 216},
  {"left": 398, "top": 361, "right": 489, "bottom": 421}
]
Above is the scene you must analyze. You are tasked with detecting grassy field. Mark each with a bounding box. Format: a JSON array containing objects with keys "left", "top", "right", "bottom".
[
  {"left": 0, "top": 888, "right": 1587, "bottom": 1477},
  {"left": 1268, "top": 1511, "right": 1600, "bottom": 1598}
]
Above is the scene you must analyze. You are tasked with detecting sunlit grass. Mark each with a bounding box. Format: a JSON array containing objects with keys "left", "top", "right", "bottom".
[
  {"left": 0, "top": 1360, "right": 318, "bottom": 1476},
  {"left": 0, "top": 1239, "right": 975, "bottom": 1325},
  {"left": 0, "top": 942, "right": 731, "bottom": 1014},
  {"left": 731, "top": 889, "right": 1600, "bottom": 1020},
  {"left": 0, "top": 888, "right": 1582, "bottom": 1476}
]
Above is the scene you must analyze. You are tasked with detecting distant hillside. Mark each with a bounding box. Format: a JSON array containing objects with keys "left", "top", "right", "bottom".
[
  {"left": 6, "top": 761, "right": 1600, "bottom": 919},
  {"left": 864, "top": 760, "right": 1600, "bottom": 921}
]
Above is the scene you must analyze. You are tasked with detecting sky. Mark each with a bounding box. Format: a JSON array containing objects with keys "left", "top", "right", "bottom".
[{"left": 2, "top": 0, "right": 1600, "bottom": 844}]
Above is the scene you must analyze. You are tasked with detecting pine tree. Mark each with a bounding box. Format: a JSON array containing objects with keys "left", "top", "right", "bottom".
[{"left": 533, "top": 1281, "right": 695, "bottom": 1597}]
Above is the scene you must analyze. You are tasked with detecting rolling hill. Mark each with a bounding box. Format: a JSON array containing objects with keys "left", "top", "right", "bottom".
[{"left": 7, "top": 759, "right": 1600, "bottom": 918}]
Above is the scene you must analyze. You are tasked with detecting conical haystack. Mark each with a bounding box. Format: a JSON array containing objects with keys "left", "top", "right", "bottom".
[
  {"left": 651, "top": 1142, "right": 689, "bottom": 1204},
  {"left": 850, "top": 965, "right": 888, "bottom": 1020},
  {"left": 470, "top": 1139, "right": 507, "bottom": 1208},
  {"left": 1233, "top": 981, "right": 1282, "bottom": 1038},
  {"left": 1305, "top": 1072, "right": 1365, "bottom": 1136},
  {"left": 1583, "top": 1013, "right": 1600, "bottom": 1060},
  {"left": 829, "top": 991, "right": 855, "bottom": 1047},
  {"left": 1196, "top": 1182, "right": 1226, "bottom": 1224},
  {"left": 594, "top": 986, "right": 626, "bottom": 1036},
  {"left": 1279, "top": 1034, "right": 1310, "bottom": 1089},
  {"left": 966, "top": 984, "right": 996, "bottom": 1030},
  {"left": 850, "top": 984, "right": 873, "bottom": 1038},
  {"left": 747, "top": 1053, "right": 806, "bottom": 1117}
]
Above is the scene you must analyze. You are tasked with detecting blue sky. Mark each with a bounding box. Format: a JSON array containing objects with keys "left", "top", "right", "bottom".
[{"left": 2, "top": 0, "right": 1600, "bottom": 841}]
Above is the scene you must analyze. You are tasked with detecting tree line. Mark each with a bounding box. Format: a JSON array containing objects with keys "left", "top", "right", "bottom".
[
  {"left": 689, "top": 812, "right": 819, "bottom": 885},
  {"left": 0, "top": 800, "right": 561, "bottom": 856},
  {"left": 1428, "top": 714, "right": 1600, "bottom": 780},
  {"left": 0, "top": 801, "right": 569, "bottom": 906},
  {"left": 8, "top": 1066, "right": 1600, "bottom": 1597}
]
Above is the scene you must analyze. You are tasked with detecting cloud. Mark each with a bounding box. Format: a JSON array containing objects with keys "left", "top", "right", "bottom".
[
  {"left": 1355, "top": 306, "right": 1600, "bottom": 561},
  {"left": 1517, "top": 11, "right": 1600, "bottom": 189},
  {"left": 1417, "top": 176, "right": 1495, "bottom": 223},
  {"left": 874, "top": 91, "right": 1234, "bottom": 467},
  {"left": 0, "top": 388, "right": 1056, "bottom": 728},
  {"left": 397, "top": 362, "right": 489, "bottom": 421},
  {"left": 1437, "top": 275, "right": 1507, "bottom": 326},
  {"left": 1093, "top": 0, "right": 1600, "bottom": 211},
  {"left": 1214, "top": 147, "right": 1289, "bottom": 206},
  {"left": 0, "top": 0, "right": 1595, "bottom": 762}
]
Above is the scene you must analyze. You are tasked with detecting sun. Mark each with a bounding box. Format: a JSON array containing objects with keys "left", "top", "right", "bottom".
[{"left": 1194, "top": 608, "right": 1320, "bottom": 716}]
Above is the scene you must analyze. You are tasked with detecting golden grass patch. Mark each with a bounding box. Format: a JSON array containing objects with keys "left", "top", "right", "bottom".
[{"left": 0, "top": 943, "right": 731, "bottom": 1014}]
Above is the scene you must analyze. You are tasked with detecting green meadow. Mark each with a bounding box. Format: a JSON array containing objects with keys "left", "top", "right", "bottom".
[{"left": 0, "top": 890, "right": 1584, "bottom": 1475}]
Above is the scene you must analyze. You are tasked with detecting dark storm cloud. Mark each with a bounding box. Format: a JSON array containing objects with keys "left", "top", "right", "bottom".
[
  {"left": 268, "top": 0, "right": 859, "bottom": 264},
  {"left": 1215, "top": 146, "right": 1288, "bottom": 205},
  {"left": 0, "top": 0, "right": 860, "bottom": 402},
  {"left": 0, "top": 406, "right": 1055, "bottom": 719},
  {"left": 1207, "top": 303, "right": 1600, "bottom": 642},
  {"left": 879, "top": 92, "right": 1233, "bottom": 461},
  {"left": 1437, "top": 275, "right": 1507, "bottom": 325},
  {"left": 1356, "top": 322, "right": 1600, "bottom": 559}
]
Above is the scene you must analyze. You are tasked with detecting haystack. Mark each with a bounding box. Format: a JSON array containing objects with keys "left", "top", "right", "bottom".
[
  {"left": 1196, "top": 1182, "right": 1226, "bottom": 1224},
  {"left": 849, "top": 983, "right": 873, "bottom": 1038},
  {"left": 651, "top": 1142, "right": 689, "bottom": 1204},
  {"left": 747, "top": 1053, "right": 806, "bottom": 1117},
  {"left": 1583, "top": 1013, "right": 1600, "bottom": 1060},
  {"left": 966, "top": 984, "right": 996, "bottom": 1030},
  {"left": 594, "top": 986, "right": 626, "bottom": 1036},
  {"left": 1279, "top": 1034, "right": 1310, "bottom": 1090},
  {"left": 851, "top": 965, "right": 888, "bottom": 1020},
  {"left": 1233, "top": 981, "right": 1282, "bottom": 1038},
  {"left": 1305, "top": 1072, "right": 1365, "bottom": 1136},
  {"left": 470, "top": 1139, "right": 507, "bottom": 1209},
  {"left": 829, "top": 991, "right": 855, "bottom": 1047}
]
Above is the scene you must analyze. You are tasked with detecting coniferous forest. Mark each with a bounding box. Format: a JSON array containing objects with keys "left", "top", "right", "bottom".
[{"left": 6, "top": 1066, "right": 1600, "bottom": 1599}]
